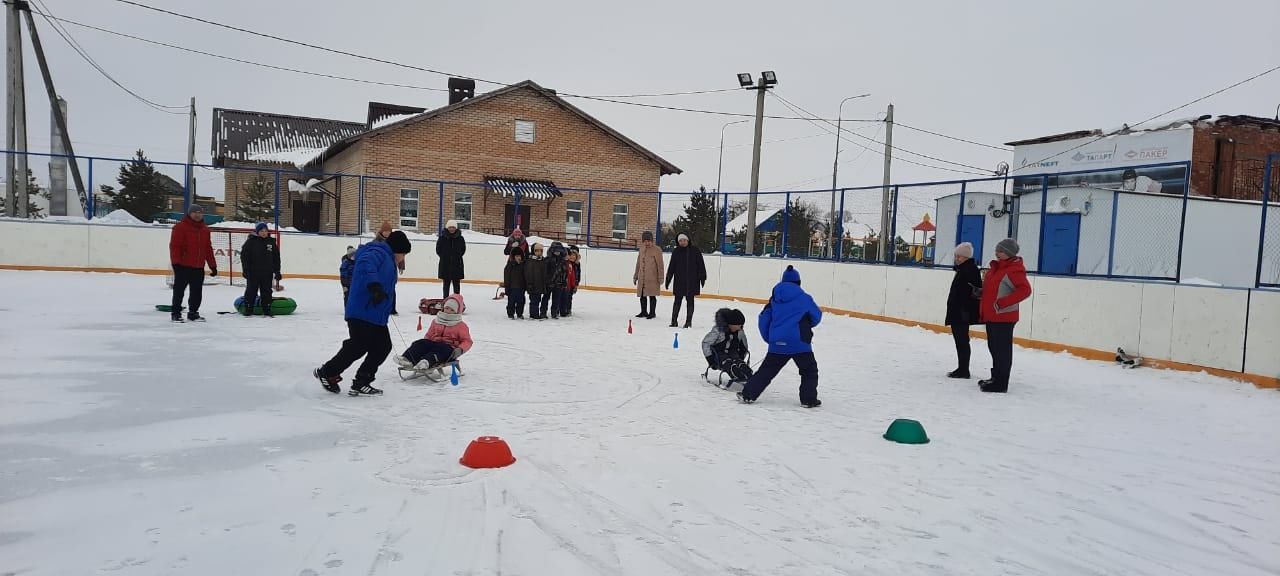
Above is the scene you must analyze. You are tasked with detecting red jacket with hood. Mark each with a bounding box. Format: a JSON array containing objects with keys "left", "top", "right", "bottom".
[
  {"left": 170, "top": 215, "right": 217, "bottom": 270},
  {"left": 979, "top": 256, "right": 1031, "bottom": 324}
]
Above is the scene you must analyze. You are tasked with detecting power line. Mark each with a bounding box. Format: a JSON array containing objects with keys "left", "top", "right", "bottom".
[
  {"left": 769, "top": 93, "right": 989, "bottom": 177},
  {"left": 894, "top": 122, "right": 1011, "bottom": 152},
  {"left": 103, "top": 0, "right": 884, "bottom": 122},
  {"left": 762, "top": 122, "right": 884, "bottom": 191},
  {"left": 33, "top": 2, "right": 186, "bottom": 114},
  {"left": 771, "top": 92, "right": 993, "bottom": 175},
  {"left": 1013, "top": 62, "right": 1280, "bottom": 174},
  {"left": 660, "top": 131, "right": 829, "bottom": 153},
  {"left": 578, "top": 88, "right": 740, "bottom": 98}
]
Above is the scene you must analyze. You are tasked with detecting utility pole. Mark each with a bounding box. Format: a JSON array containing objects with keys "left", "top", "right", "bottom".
[
  {"left": 828, "top": 93, "right": 870, "bottom": 258},
  {"left": 742, "top": 78, "right": 768, "bottom": 252},
  {"left": 49, "top": 96, "right": 66, "bottom": 215},
  {"left": 25, "top": 7, "right": 87, "bottom": 216},
  {"left": 186, "top": 97, "right": 196, "bottom": 211},
  {"left": 878, "top": 103, "right": 894, "bottom": 261},
  {"left": 6, "top": 0, "right": 28, "bottom": 217}
]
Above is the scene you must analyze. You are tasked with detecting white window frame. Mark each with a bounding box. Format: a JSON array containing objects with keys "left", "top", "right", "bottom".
[
  {"left": 453, "top": 191, "right": 473, "bottom": 230},
  {"left": 612, "top": 203, "right": 628, "bottom": 240},
  {"left": 399, "top": 188, "right": 419, "bottom": 229},
  {"left": 565, "top": 200, "right": 583, "bottom": 240},
  {"left": 515, "top": 119, "right": 536, "bottom": 144}
]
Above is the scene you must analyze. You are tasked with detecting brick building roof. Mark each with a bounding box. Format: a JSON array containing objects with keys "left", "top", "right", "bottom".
[
  {"left": 1004, "top": 115, "right": 1279, "bottom": 146},
  {"left": 211, "top": 108, "right": 366, "bottom": 166}
]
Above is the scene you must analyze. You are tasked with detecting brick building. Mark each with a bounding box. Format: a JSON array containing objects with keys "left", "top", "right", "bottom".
[
  {"left": 213, "top": 80, "right": 680, "bottom": 242},
  {"left": 1007, "top": 115, "right": 1280, "bottom": 201}
]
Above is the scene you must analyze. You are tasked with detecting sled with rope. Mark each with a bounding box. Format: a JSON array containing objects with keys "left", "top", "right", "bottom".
[
  {"left": 418, "top": 298, "right": 445, "bottom": 315},
  {"left": 492, "top": 286, "right": 506, "bottom": 300},
  {"left": 702, "top": 351, "right": 753, "bottom": 390},
  {"left": 395, "top": 358, "right": 465, "bottom": 382}
]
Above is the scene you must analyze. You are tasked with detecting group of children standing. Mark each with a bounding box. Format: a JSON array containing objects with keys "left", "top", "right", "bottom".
[{"left": 501, "top": 237, "right": 581, "bottom": 320}]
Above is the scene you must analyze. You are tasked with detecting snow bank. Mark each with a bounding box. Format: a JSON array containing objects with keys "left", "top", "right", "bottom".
[{"left": 96, "top": 209, "right": 143, "bottom": 225}]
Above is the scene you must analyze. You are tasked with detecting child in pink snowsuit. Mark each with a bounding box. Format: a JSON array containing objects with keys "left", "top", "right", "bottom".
[{"left": 393, "top": 294, "right": 473, "bottom": 370}]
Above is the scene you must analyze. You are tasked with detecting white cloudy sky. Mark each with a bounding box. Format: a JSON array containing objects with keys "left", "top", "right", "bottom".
[{"left": 13, "top": 0, "right": 1280, "bottom": 223}]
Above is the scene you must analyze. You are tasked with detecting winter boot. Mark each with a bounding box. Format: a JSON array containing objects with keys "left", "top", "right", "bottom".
[
  {"left": 978, "top": 379, "right": 1007, "bottom": 393},
  {"left": 314, "top": 367, "right": 342, "bottom": 394},
  {"left": 947, "top": 369, "right": 970, "bottom": 379},
  {"left": 392, "top": 355, "right": 414, "bottom": 369},
  {"left": 171, "top": 313, "right": 184, "bottom": 323},
  {"left": 348, "top": 382, "right": 383, "bottom": 396},
  {"left": 802, "top": 399, "right": 822, "bottom": 408},
  {"left": 736, "top": 392, "right": 755, "bottom": 404},
  {"left": 187, "top": 312, "right": 206, "bottom": 322}
]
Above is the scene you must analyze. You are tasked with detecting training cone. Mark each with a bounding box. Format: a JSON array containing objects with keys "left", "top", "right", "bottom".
[
  {"left": 673, "top": 332, "right": 679, "bottom": 349},
  {"left": 450, "top": 362, "right": 460, "bottom": 386},
  {"left": 627, "top": 319, "right": 633, "bottom": 334},
  {"left": 883, "top": 419, "right": 930, "bottom": 444},
  {"left": 416, "top": 316, "right": 423, "bottom": 331},
  {"left": 459, "top": 436, "right": 516, "bottom": 469}
]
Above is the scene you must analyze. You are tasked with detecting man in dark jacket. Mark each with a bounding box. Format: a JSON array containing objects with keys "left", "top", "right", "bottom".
[
  {"left": 665, "top": 233, "right": 707, "bottom": 328},
  {"left": 945, "top": 242, "right": 982, "bottom": 378},
  {"left": 437, "top": 220, "right": 466, "bottom": 298},
  {"left": 240, "top": 222, "right": 282, "bottom": 317},
  {"left": 547, "top": 242, "right": 569, "bottom": 319},
  {"left": 168, "top": 204, "right": 217, "bottom": 322},
  {"left": 315, "top": 231, "right": 412, "bottom": 396},
  {"left": 738, "top": 265, "right": 823, "bottom": 408},
  {"left": 339, "top": 246, "right": 355, "bottom": 305},
  {"left": 524, "top": 243, "right": 550, "bottom": 319},
  {"left": 503, "top": 248, "right": 527, "bottom": 319}
]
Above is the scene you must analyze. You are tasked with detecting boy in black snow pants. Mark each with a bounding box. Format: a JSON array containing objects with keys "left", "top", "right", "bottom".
[
  {"left": 503, "top": 249, "right": 528, "bottom": 319},
  {"left": 702, "top": 308, "right": 753, "bottom": 388},
  {"left": 524, "top": 243, "right": 550, "bottom": 320}
]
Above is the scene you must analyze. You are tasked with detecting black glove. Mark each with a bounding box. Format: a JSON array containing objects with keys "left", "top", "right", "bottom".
[
  {"left": 706, "top": 355, "right": 718, "bottom": 369},
  {"left": 368, "top": 282, "right": 386, "bottom": 305},
  {"left": 449, "top": 347, "right": 464, "bottom": 361},
  {"left": 274, "top": 272, "right": 283, "bottom": 281},
  {"left": 210, "top": 268, "right": 218, "bottom": 278}
]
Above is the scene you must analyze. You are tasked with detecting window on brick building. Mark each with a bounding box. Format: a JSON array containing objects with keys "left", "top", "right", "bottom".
[
  {"left": 566, "top": 200, "right": 583, "bottom": 240},
  {"left": 612, "top": 204, "right": 628, "bottom": 240},
  {"left": 515, "top": 120, "right": 536, "bottom": 144},
  {"left": 400, "top": 188, "right": 419, "bottom": 229},
  {"left": 454, "top": 191, "right": 473, "bottom": 230}
]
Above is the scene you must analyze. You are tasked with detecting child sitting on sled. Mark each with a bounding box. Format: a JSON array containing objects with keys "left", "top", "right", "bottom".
[
  {"left": 701, "top": 308, "right": 752, "bottom": 387},
  {"left": 394, "top": 293, "right": 473, "bottom": 371}
]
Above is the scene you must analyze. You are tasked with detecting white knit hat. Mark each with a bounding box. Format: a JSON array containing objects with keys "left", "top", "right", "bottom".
[{"left": 954, "top": 242, "right": 974, "bottom": 259}]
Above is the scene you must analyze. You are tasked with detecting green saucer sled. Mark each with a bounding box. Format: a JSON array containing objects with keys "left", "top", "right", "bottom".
[
  {"left": 234, "top": 296, "right": 298, "bottom": 315},
  {"left": 883, "top": 419, "right": 930, "bottom": 444}
]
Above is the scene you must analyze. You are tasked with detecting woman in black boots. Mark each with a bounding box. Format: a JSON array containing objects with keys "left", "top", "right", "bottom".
[
  {"left": 665, "top": 233, "right": 707, "bottom": 328},
  {"left": 945, "top": 242, "right": 982, "bottom": 378}
]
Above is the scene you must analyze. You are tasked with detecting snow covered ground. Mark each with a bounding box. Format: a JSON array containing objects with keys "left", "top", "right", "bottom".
[{"left": 1, "top": 270, "right": 1277, "bottom": 576}]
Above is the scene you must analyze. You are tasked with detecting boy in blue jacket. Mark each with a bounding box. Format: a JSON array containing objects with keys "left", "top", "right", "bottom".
[
  {"left": 738, "top": 265, "right": 823, "bottom": 408},
  {"left": 315, "top": 231, "right": 412, "bottom": 397}
]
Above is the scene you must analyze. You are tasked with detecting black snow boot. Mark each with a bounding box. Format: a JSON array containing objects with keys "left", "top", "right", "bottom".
[
  {"left": 736, "top": 392, "right": 755, "bottom": 404},
  {"left": 314, "top": 367, "right": 342, "bottom": 394},
  {"left": 171, "top": 313, "right": 184, "bottom": 323},
  {"left": 187, "top": 312, "right": 206, "bottom": 322},
  {"left": 947, "top": 369, "right": 970, "bottom": 379},
  {"left": 802, "top": 399, "right": 822, "bottom": 408},
  {"left": 978, "top": 379, "right": 1007, "bottom": 393}
]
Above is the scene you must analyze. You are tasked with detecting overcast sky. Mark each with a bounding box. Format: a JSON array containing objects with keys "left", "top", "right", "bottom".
[{"left": 13, "top": 0, "right": 1280, "bottom": 226}]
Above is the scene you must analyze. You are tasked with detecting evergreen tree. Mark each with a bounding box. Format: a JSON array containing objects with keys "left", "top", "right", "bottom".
[
  {"left": 894, "top": 235, "right": 911, "bottom": 262},
  {"left": 783, "top": 198, "right": 824, "bottom": 257},
  {"left": 236, "top": 176, "right": 275, "bottom": 223},
  {"left": 671, "top": 186, "right": 717, "bottom": 252},
  {"left": 109, "top": 150, "right": 167, "bottom": 222},
  {"left": 0, "top": 169, "right": 47, "bottom": 218}
]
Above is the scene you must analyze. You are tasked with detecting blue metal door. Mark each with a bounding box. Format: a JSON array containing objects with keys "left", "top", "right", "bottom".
[
  {"left": 959, "top": 215, "right": 985, "bottom": 262},
  {"left": 1041, "top": 213, "right": 1081, "bottom": 275}
]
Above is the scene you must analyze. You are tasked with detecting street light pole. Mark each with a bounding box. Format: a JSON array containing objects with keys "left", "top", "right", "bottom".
[
  {"left": 715, "top": 119, "right": 748, "bottom": 247},
  {"left": 746, "top": 80, "right": 769, "bottom": 254},
  {"left": 828, "top": 93, "right": 870, "bottom": 258}
]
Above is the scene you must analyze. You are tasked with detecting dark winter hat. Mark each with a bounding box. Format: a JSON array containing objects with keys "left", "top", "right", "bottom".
[
  {"left": 188, "top": 204, "right": 204, "bottom": 215},
  {"left": 386, "top": 230, "right": 412, "bottom": 254},
  {"left": 510, "top": 247, "right": 524, "bottom": 258},
  {"left": 568, "top": 244, "right": 580, "bottom": 253},
  {"left": 725, "top": 309, "right": 746, "bottom": 326},
  {"left": 995, "top": 238, "right": 1020, "bottom": 257},
  {"left": 641, "top": 231, "right": 654, "bottom": 242},
  {"left": 254, "top": 222, "right": 269, "bottom": 233},
  {"left": 781, "top": 265, "right": 801, "bottom": 285}
]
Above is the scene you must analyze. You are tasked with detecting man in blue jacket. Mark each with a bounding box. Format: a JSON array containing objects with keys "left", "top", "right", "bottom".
[
  {"left": 315, "top": 231, "right": 413, "bottom": 396},
  {"left": 738, "top": 265, "right": 823, "bottom": 408}
]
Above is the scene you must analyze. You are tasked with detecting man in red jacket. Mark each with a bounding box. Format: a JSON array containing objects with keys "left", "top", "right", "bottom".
[
  {"left": 169, "top": 205, "right": 217, "bottom": 322},
  {"left": 978, "top": 238, "right": 1032, "bottom": 393}
]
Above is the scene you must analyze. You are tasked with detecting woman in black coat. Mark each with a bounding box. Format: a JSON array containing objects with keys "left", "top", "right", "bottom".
[
  {"left": 665, "top": 233, "right": 708, "bottom": 328},
  {"left": 436, "top": 220, "right": 466, "bottom": 298},
  {"left": 945, "top": 242, "right": 983, "bottom": 378}
]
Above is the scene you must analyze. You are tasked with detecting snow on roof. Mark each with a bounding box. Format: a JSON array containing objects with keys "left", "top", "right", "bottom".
[
  {"left": 725, "top": 207, "right": 782, "bottom": 232},
  {"left": 247, "top": 147, "right": 328, "bottom": 169},
  {"left": 370, "top": 113, "right": 419, "bottom": 130},
  {"left": 212, "top": 108, "right": 365, "bottom": 165}
]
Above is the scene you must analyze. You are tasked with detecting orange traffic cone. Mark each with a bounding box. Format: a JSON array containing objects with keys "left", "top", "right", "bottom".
[
  {"left": 416, "top": 315, "right": 423, "bottom": 331},
  {"left": 627, "top": 319, "right": 633, "bottom": 334}
]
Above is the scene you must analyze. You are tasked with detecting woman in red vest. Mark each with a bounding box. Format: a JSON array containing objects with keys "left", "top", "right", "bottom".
[{"left": 978, "top": 238, "right": 1032, "bottom": 393}]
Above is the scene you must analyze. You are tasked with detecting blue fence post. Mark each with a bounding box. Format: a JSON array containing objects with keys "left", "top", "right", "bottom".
[
  {"left": 356, "top": 176, "right": 365, "bottom": 235},
  {"left": 182, "top": 163, "right": 191, "bottom": 214},
  {"left": 1257, "top": 154, "right": 1275, "bottom": 288},
  {"left": 1174, "top": 162, "right": 1191, "bottom": 282},
  {"left": 889, "top": 186, "right": 900, "bottom": 264},
  {"left": 655, "top": 191, "right": 663, "bottom": 243},
  {"left": 1036, "top": 177, "right": 1049, "bottom": 273},
  {"left": 836, "top": 188, "right": 846, "bottom": 261},
  {"left": 781, "top": 192, "right": 791, "bottom": 257},
  {"left": 1107, "top": 190, "right": 1118, "bottom": 276},
  {"left": 273, "top": 171, "right": 281, "bottom": 231},
  {"left": 586, "top": 190, "right": 594, "bottom": 247},
  {"left": 86, "top": 158, "right": 94, "bottom": 219},
  {"left": 955, "top": 181, "right": 967, "bottom": 247},
  {"left": 437, "top": 182, "right": 445, "bottom": 233}
]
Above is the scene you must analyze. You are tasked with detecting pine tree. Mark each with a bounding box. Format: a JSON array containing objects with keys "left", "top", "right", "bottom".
[
  {"left": 783, "top": 198, "right": 824, "bottom": 257},
  {"left": 236, "top": 176, "right": 275, "bottom": 223},
  {"left": 110, "top": 150, "right": 167, "bottom": 222},
  {"left": 0, "top": 169, "right": 47, "bottom": 218},
  {"left": 671, "top": 186, "right": 717, "bottom": 252}
]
